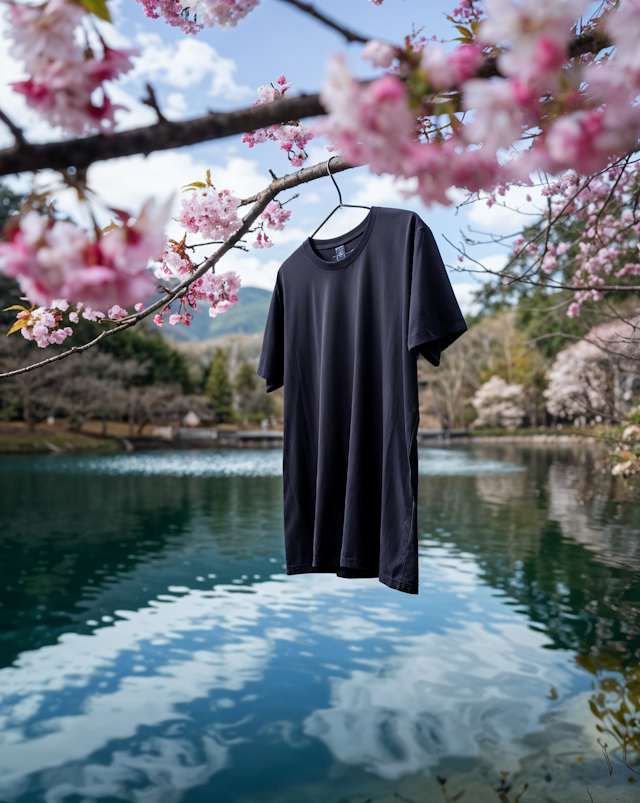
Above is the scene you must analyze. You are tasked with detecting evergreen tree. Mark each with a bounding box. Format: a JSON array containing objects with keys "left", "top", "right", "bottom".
[
  {"left": 234, "top": 360, "right": 257, "bottom": 415},
  {"left": 206, "top": 348, "right": 234, "bottom": 423}
]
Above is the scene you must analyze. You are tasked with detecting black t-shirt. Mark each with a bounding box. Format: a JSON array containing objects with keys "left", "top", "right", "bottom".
[{"left": 257, "top": 206, "right": 467, "bottom": 593}]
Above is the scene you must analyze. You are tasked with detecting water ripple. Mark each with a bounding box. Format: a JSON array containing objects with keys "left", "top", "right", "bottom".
[{"left": 1, "top": 447, "right": 525, "bottom": 478}]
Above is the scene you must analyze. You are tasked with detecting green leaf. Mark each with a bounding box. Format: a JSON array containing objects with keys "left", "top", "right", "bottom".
[
  {"left": 454, "top": 25, "right": 473, "bottom": 38},
  {"left": 2, "top": 305, "right": 27, "bottom": 312},
  {"left": 78, "top": 0, "right": 111, "bottom": 22}
]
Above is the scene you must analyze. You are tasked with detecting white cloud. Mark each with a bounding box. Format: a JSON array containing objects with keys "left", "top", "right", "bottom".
[
  {"left": 165, "top": 92, "right": 188, "bottom": 120},
  {"left": 129, "top": 32, "right": 253, "bottom": 100},
  {"left": 23, "top": 151, "right": 267, "bottom": 235},
  {"left": 218, "top": 249, "right": 280, "bottom": 291},
  {"left": 351, "top": 172, "right": 418, "bottom": 207},
  {"left": 449, "top": 279, "right": 482, "bottom": 317}
]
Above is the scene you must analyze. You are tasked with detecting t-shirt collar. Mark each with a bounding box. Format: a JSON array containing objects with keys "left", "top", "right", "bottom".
[{"left": 303, "top": 207, "right": 378, "bottom": 270}]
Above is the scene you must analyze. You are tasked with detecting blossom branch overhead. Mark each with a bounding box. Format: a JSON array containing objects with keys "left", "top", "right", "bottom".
[
  {"left": 3, "top": 0, "right": 640, "bottom": 369},
  {"left": 0, "top": 156, "right": 354, "bottom": 378}
]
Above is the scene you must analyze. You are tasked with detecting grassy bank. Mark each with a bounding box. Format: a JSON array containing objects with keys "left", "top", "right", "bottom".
[{"left": 0, "top": 422, "right": 123, "bottom": 455}]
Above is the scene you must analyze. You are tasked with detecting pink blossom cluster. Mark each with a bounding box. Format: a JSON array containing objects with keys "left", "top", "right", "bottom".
[
  {"left": 316, "top": 56, "right": 420, "bottom": 185},
  {"left": 135, "top": 0, "right": 259, "bottom": 30},
  {"left": 316, "top": 0, "right": 640, "bottom": 207},
  {"left": 253, "top": 201, "right": 291, "bottom": 249},
  {"left": 5, "top": 0, "right": 139, "bottom": 135},
  {"left": 0, "top": 198, "right": 170, "bottom": 311},
  {"left": 176, "top": 0, "right": 259, "bottom": 28},
  {"left": 136, "top": 0, "right": 204, "bottom": 34},
  {"left": 176, "top": 187, "right": 243, "bottom": 241},
  {"left": 242, "top": 76, "right": 313, "bottom": 167},
  {"left": 512, "top": 161, "right": 640, "bottom": 317},
  {"left": 191, "top": 269, "right": 241, "bottom": 317},
  {"left": 451, "top": 0, "right": 482, "bottom": 22},
  {"left": 154, "top": 268, "right": 241, "bottom": 327},
  {"left": 155, "top": 237, "right": 194, "bottom": 279},
  {"left": 16, "top": 305, "right": 73, "bottom": 348}
]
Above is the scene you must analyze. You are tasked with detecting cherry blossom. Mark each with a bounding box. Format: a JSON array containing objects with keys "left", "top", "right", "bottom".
[
  {"left": 12, "top": 51, "right": 136, "bottom": 135},
  {"left": 155, "top": 237, "right": 194, "bottom": 279},
  {"left": 108, "top": 305, "right": 127, "bottom": 321},
  {"left": 136, "top": 0, "right": 204, "bottom": 34},
  {"left": 155, "top": 267, "right": 241, "bottom": 326},
  {"left": 508, "top": 160, "right": 640, "bottom": 317},
  {"left": 471, "top": 375, "right": 525, "bottom": 429},
  {"left": 544, "top": 317, "right": 640, "bottom": 421},
  {"left": 4, "top": 0, "right": 139, "bottom": 135},
  {"left": 252, "top": 201, "right": 291, "bottom": 248},
  {"left": 478, "top": 0, "right": 588, "bottom": 81},
  {"left": 253, "top": 230, "right": 272, "bottom": 249},
  {"left": 177, "top": 187, "right": 243, "bottom": 241},
  {"left": 316, "top": 55, "right": 416, "bottom": 179},
  {"left": 14, "top": 306, "right": 73, "bottom": 348},
  {"left": 176, "top": 0, "right": 259, "bottom": 28},
  {"left": 80, "top": 305, "right": 106, "bottom": 322},
  {"left": 135, "top": 0, "right": 259, "bottom": 30},
  {"left": 420, "top": 44, "right": 482, "bottom": 90},
  {"left": 461, "top": 77, "right": 536, "bottom": 151},
  {"left": 4, "top": 0, "right": 85, "bottom": 72},
  {"left": 311, "top": 1, "right": 640, "bottom": 207},
  {"left": 0, "top": 198, "right": 171, "bottom": 311},
  {"left": 242, "top": 76, "right": 313, "bottom": 166},
  {"left": 361, "top": 39, "right": 397, "bottom": 69},
  {"left": 190, "top": 269, "right": 241, "bottom": 317}
]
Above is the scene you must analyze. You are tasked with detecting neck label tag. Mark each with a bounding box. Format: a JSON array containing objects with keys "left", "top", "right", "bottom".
[{"left": 334, "top": 245, "right": 346, "bottom": 261}]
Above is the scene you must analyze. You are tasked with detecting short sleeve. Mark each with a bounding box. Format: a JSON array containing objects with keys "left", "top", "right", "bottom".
[
  {"left": 257, "top": 275, "right": 285, "bottom": 392},
  {"left": 408, "top": 225, "right": 468, "bottom": 367}
]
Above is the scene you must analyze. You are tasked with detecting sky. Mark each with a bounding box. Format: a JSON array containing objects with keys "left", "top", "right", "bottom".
[{"left": 0, "top": 0, "right": 545, "bottom": 314}]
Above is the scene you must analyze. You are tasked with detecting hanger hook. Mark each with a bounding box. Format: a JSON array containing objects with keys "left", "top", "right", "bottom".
[{"left": 327, "top": 156, "right": 343, "bottom": 206}]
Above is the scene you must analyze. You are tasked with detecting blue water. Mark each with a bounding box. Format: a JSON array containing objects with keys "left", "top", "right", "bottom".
[{"left": 0, "top": 443, "right": 638, "bottom": 802}]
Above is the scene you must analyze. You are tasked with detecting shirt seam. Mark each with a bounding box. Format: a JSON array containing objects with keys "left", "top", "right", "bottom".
[
  {"left": 409, "top": 318, "right": 467, "bottom": 342},
  {"left": 398, "top": 412, "right": 419, "bottom": 585}
]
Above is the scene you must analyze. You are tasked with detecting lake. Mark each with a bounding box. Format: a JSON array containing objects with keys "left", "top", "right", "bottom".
[{"left": 0, "top": 442, "right": 638, "bottom": 803}]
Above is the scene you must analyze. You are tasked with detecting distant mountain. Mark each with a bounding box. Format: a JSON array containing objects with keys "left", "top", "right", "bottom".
[{"left": 165, "top": 286, "right": 272, "bottom": 342}]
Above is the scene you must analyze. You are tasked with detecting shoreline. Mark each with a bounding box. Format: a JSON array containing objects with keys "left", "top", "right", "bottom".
[{"left": 0, "top": 426, "right": 602, "bottom": 456}]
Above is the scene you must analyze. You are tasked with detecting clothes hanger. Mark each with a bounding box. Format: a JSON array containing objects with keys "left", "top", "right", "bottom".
[{"left": 310, "top": 156, "right": 371, "bottom": 238}]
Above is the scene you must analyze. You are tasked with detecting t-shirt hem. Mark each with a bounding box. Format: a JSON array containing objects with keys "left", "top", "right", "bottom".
[
  {"left": 288, "top": 556, "right": 375, "bottom": 571},
  {"left": 378, "top": 572, "right": 418, "bottom": 595},
  {"left": 285, "top": 563, "right": 418, "bottom": 594},
  {"left": 407, "top": 318, "right": 468, "bottom": 352}
]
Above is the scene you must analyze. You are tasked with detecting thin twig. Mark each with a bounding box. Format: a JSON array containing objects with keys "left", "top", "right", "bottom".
[
  {"left": 275, "top": 0, "right": 370, "bottom": 43},
  {"left": 142, "top": 83, "right": 168, "bottom": 125},
  {"left": 0, "top": 108, "right": 27, "bottom": 147}
]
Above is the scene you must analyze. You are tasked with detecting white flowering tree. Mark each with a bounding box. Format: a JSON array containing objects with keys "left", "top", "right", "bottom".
[
  {"left": 544, "top": 317, "right": 640, "bottom": 422},
  {"left": 2, "top": 0, "right": 640, "bottom": 377},
  {"left": 471, "top": 374, "right": 525, "bottom": 429}
]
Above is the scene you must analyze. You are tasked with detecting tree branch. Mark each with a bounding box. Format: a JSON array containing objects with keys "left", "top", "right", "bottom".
[
  {"left": 0, "top": 108, "right": 27, "bottom": 147},
  {"left": 0, "top": 155, "right": 354, "bottom": 380},
  {"left": 275, "top": 0, "right": 370, "bottom": 44},
  {"left": 0, "top": 30, "right": 613, "bottom": 179},
  {"left": 0, "top": 93, "right": 327, "bottom": 178},
  {"left": 141, "top": 83, "right": 168, "bottom": 125}
]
